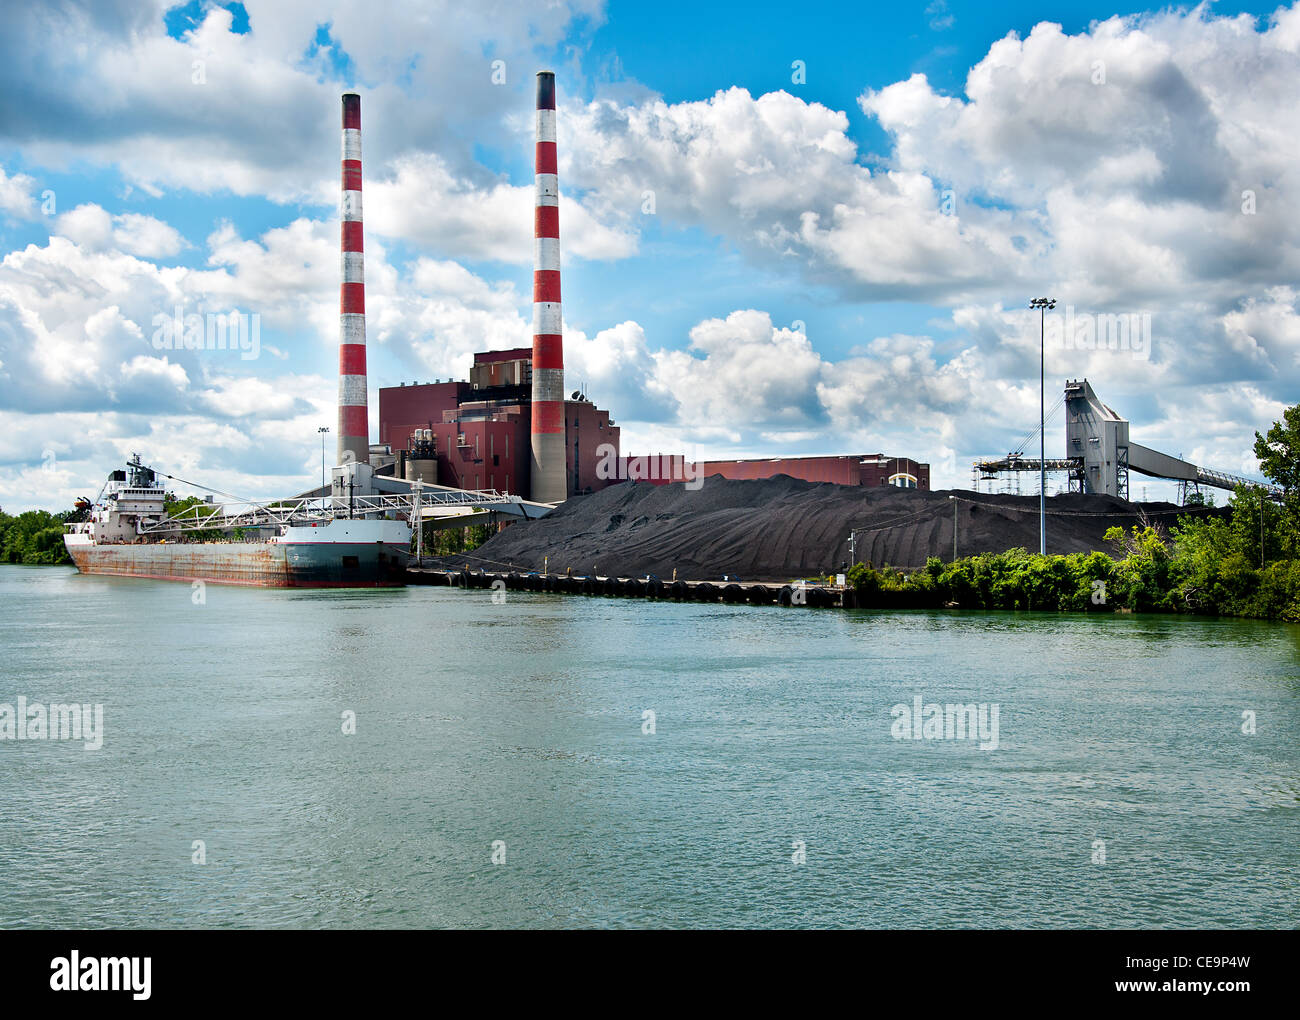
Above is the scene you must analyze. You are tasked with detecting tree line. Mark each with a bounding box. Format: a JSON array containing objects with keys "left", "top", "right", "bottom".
[{"left": 0, "top": 508, "right": 73, "bottom": 564}]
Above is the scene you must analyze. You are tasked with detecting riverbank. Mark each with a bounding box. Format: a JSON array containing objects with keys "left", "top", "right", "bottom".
[
  {"left": 406, "top": 565, "right": 855, "bottom": 606},
  {"left": 412, "top": 521, "right": 1300, "bottom": 622}
]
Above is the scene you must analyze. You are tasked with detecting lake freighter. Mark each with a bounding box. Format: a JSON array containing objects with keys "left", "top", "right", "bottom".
[{"left": 64, "top": 455, "right": 411, "bottom": 588}]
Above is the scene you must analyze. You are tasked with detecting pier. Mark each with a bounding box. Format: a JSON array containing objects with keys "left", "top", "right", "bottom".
[{"left": 404, "top": 567, "right": 856, "bottom": 608}]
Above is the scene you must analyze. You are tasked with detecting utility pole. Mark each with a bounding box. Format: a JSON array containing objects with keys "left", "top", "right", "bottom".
[
  {"left": 1030, "top": 297, "right": 1056, "bottom": 555},
  {"left": 848, "top": 530, "right": 856, "bottom": 567}
]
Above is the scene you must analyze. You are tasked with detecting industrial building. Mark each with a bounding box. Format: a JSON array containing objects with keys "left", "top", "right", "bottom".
[
  {"left": 694, "top": 454, "right": 929, "bottom": 488},
  {"left": 615, "top": 453, "right": 930, "bottom": 488},
  {"left": 380, "top": 355, "right": 930, "bottom": 498},
  {"left": 381, "top": 360, "right": 930, "bottom": 497},
  {"left": 378, "top": 348, "right": 620, "bottom": 497}
]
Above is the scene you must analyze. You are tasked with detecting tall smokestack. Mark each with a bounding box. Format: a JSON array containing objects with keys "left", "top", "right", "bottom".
[
  {"left": 530, "top": 71, "right": 565, "bottom": 502},
  {"left": 338, "top": 91, "right": 369, "bottom": 467}
]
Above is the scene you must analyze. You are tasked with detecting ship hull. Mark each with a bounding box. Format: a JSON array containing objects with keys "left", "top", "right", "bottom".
[{"left": 65, "top": 521, "right": 411, "bottom": 588}]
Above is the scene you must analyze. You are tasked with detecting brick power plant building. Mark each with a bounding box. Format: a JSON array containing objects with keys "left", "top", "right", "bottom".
[
  {"left": 378, "top": 348, "right": 620, "bottom": 497},
  {"left": 378, "top": 347, "right": 928, "bottom": 497}
]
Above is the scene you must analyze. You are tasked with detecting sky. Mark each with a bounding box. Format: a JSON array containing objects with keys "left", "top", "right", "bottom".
[{"left": 1, "top": 0, "right": 1297, "bottom": 511}]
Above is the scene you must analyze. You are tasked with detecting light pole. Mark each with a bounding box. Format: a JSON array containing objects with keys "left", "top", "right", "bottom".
[
  {"left": 1260, "top": 488, "right": 1266, "bottom": 569},
  {"left": 1030, "top": 297, "right": 1056, "bottom": 555},
  {"left": 318, "top": 426, "right": 329, "bottom": 507},
  {"left": 949, "top": 495, "right": 957, "bottom": 561},
  {"left": 413, "top": 479, "right": 423, "bottom": 566}
]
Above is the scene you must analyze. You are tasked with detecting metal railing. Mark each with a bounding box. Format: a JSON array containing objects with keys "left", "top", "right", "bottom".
[
  {"left": 974, "top": 457, "right": 1283, "bottom": 500},
  {"left": 1195, "top": 466, "right": 1283, "bottom": 498},
  {"left": 975, "top": 455, "right": 1077, "bottom": 476},
  {"left": 138, "top": 487, "right": 519, "bottom": 535}
]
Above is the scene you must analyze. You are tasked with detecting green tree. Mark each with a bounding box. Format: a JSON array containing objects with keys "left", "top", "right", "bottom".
[
  {"left": 1104, "top": 525, "right": 1176, "bottom": 611},
  {"left": 1254, "top": 403, "right": 1300, "bottom": 492},
  {"left": 0, "top": 508, "right": 74, "bottom": 565},
  {"left": 162, "top": 495, "right": 222, "bottom": 542},
  {"left": 1254, "top": 404, "right": 1300, "bottom": 556}
]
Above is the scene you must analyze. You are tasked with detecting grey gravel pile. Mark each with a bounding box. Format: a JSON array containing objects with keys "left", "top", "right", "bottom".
[{"left": 442, "top": 475, "right": 1226, "bottom": 581}]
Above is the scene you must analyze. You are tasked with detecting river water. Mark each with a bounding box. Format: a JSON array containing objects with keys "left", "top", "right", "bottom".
[{"left": 1, "top": 564, "right": 1296, "bottom": 929}]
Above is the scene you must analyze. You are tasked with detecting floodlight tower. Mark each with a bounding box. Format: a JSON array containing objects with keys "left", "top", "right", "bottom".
[{"left": 1030, "top": 297, "right": 1057, "bottom": 555}]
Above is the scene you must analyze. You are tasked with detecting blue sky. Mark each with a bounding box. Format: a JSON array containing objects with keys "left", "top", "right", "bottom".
[{"left": 0, "top": 0, "right": 1297, "bottom": 510}]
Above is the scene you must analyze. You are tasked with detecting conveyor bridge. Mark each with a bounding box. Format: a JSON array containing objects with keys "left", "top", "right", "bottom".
[{"left": 977, "top": 379, "right": 1281, "bottom": 501}]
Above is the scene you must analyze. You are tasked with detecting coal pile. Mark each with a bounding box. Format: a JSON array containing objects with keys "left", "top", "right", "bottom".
[{"left": 450, "top": 475, "right": 1226, "bottom": 581}]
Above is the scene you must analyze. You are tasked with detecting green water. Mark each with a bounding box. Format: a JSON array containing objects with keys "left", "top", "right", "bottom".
[{"left": 0, "top": 564, "right": 1296, "bottom": 928}]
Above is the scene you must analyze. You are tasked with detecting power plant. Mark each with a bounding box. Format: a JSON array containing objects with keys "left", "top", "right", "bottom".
[
  {"left": 65, "top": 76, "right": 1272, "bottom": 595},
  {"left": 377, "top": 70, "right": 929, "bottom": 502}
]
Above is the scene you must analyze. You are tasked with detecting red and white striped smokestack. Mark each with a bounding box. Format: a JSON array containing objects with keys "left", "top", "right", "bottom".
[
  {"left": 530, "top": 71, "right": 566, "bottom": 502},
  {"left": 338, "top": 91, "right": 369, "bottom": 467}
]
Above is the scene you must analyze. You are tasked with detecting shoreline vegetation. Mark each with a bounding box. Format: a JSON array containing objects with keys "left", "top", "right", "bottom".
[
  {"left": 0, "top": 508, "right": 72, "bottom": 565},
  {"left": 846, "top": 511, "right": 1298, "bottom": 622}
]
